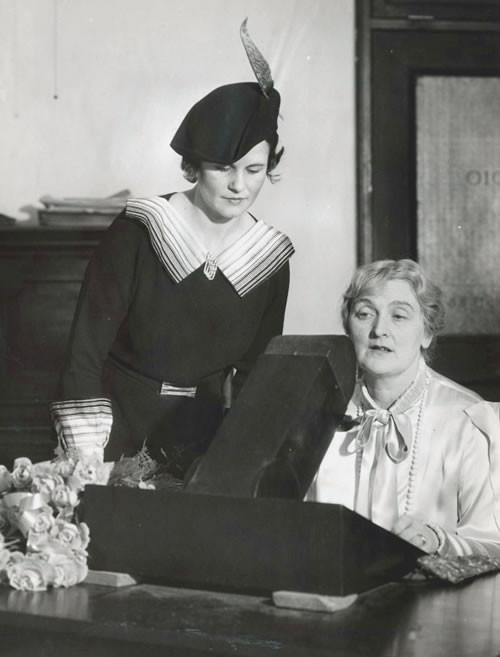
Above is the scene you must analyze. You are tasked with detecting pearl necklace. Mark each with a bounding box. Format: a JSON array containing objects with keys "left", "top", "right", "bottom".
[{"left": 354, "top": 373, "right": 430, "bottom": 515}]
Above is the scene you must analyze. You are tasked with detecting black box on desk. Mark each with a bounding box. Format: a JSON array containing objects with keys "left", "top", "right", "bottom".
[
  {"left": 186, "top": 335, "right": 356, "bottom": 499},
  {"left": 83, "top": 485, "right": 421, "bottom": 595},
  {"left": 83, "top": 335, "right": 421, "bottom": 595}
]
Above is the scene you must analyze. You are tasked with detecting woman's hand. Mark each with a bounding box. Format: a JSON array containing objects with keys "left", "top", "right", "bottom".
[{"left": 392, "top": 514, "right": 440, "bottom": 554}]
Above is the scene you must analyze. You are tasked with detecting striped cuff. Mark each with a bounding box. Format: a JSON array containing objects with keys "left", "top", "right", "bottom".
[{"left": 50, "top": 398, "right": 113, "bottom": 456}]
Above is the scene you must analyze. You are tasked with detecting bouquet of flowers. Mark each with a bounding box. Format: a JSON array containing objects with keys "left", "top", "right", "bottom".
[{"left": 0, "top": 452, "right": 112, "bottom": 591}]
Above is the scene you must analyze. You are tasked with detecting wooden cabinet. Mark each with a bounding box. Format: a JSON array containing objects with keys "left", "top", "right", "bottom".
[{"left": 0, "top": 226, "right": 105, "bottom": 466}]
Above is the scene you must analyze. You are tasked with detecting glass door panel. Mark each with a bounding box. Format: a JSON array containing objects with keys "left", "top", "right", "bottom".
[{"left": 417, "top": 76, "right": 500, "bottom": 334}]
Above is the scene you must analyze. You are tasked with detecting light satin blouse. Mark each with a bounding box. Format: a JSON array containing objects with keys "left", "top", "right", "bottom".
[{"left": 307, "top": 359, "right": 500, "bottom": 558}]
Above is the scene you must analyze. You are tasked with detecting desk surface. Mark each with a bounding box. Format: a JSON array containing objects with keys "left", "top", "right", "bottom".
[{"left": 0, "top": 573, "right": 499, "bottom": 657}]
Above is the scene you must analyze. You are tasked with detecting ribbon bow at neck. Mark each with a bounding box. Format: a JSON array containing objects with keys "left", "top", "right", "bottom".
[
  {"left": 357, "top": 407, "right": 412, "bottom": 463},
  {"left": 353, "top": 362, "right": 429, "bottom": 529},
  {"left": 354, "top": 406, "right": 413, "bottom": 529}
]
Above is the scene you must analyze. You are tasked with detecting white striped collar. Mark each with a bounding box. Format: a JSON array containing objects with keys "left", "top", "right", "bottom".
[{"left": 126, "top": 196, "right": 294, "bottom": 297}]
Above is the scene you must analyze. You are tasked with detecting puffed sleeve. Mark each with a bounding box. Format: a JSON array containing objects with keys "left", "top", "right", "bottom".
[
  {"left": 433, "top": 401, "right": 500, "bottom": 558},
  {"left": 49, "top": 214, "right": 144, "bottom": 456},
  {"left": 231, "top": 260, "right": 290, "bottom": 400}
]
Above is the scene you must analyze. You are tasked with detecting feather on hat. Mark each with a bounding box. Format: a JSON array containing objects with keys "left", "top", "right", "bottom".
[{"left": 170, "top": 19, "right": 280, "bottom": 165}]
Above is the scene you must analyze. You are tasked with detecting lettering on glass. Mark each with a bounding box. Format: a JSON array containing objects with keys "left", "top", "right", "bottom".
[
  {"left": 416, "top": 76, "right": 500, "bottom": 334},
  {"left": 465, "top": 170, "right": 500, "bottom": 185}
]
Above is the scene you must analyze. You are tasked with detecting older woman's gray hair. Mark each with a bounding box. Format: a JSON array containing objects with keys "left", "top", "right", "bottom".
[{"left": 341, "top": 259, "right": 445, "bottom": 361}]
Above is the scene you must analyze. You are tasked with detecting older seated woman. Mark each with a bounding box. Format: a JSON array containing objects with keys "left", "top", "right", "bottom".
[{"left": 308, "top": 259, "right": 500, "bottom": 558}]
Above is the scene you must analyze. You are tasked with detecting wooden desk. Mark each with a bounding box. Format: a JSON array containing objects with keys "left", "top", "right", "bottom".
[{"left": 0, "top": 574, "right": 499, "bottom": 656}]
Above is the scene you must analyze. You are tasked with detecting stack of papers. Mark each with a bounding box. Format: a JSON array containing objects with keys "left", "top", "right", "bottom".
[{"left": 38, "top": 190, "right": 131, "bottom": 226}]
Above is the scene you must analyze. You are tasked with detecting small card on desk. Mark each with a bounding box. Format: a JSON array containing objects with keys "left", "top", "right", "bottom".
[
  {"left": 85, "top": 570, "right": 138, "bottom": 587},
  {"left": 272, "top": 590, "right": 358, "bottom": 613}
]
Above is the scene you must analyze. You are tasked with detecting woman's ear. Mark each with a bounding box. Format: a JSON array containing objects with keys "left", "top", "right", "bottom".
[{"left": 421, "top": 330, "right": 432, "bottom": 350}]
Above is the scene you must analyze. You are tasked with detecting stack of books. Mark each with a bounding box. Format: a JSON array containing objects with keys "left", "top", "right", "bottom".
[{"left": 38, "top": 190, "right": 130, "bottom": 227}]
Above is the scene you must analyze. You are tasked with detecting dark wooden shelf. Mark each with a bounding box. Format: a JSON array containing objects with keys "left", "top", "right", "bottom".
[
  {"left": 0, "top": 224, "right": 106, "bottom": 248},
  {"left": 0, "top": 225, "right": 106, "bottom": 466}
]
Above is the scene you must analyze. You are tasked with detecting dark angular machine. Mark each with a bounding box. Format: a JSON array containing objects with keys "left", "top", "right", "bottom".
[
  {"left": 83, "top": 335, "right": 422, "bottom": 594},
  {"left": 186, "top": 334, "right": 356, "bottom": 499}
]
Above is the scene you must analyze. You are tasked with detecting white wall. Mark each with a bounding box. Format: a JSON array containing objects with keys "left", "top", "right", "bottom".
[{"left": 0, "top": 0, "right": 356, "bottom": 334}]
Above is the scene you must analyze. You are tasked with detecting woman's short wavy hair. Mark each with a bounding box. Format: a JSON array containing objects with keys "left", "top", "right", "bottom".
[
  {"left": 341, "top": 259, "right": 445, "bottom": 362},
  {"left": 180, "top": 139, "right": 284, "bottom": 184}
]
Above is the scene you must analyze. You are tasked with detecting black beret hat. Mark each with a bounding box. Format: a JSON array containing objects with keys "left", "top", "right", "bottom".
[{"left": 170, "top": 81, "right": 280, "bottom": 165}]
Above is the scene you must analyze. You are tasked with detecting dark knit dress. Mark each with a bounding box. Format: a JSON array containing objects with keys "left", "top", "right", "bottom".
[{"left": 50, "top": 195, "right": 294, "bottom": 477}]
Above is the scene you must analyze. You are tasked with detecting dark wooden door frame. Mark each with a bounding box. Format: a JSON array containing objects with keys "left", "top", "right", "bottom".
[
  {"left": 354, "top": 1, "right": 500, "bottom": 398},
  {"left": 355, "top": 0, "right": 500, "bottom": 263}
]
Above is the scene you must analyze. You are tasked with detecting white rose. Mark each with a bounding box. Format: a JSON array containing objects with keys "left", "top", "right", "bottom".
[
  {"left": 8, "top": 555, "right": 50, "bottom": 591},
  {"left": 11, "top": 460, "right": 33, "bottom": 490}
]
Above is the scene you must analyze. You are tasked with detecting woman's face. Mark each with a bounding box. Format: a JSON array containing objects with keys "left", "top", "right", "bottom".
[
  {"left": 195, "top": 140, "right": 270, "bottom": 222},
  {"left": 348, "top": 279, "right": 431, "bottom": 384}
]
